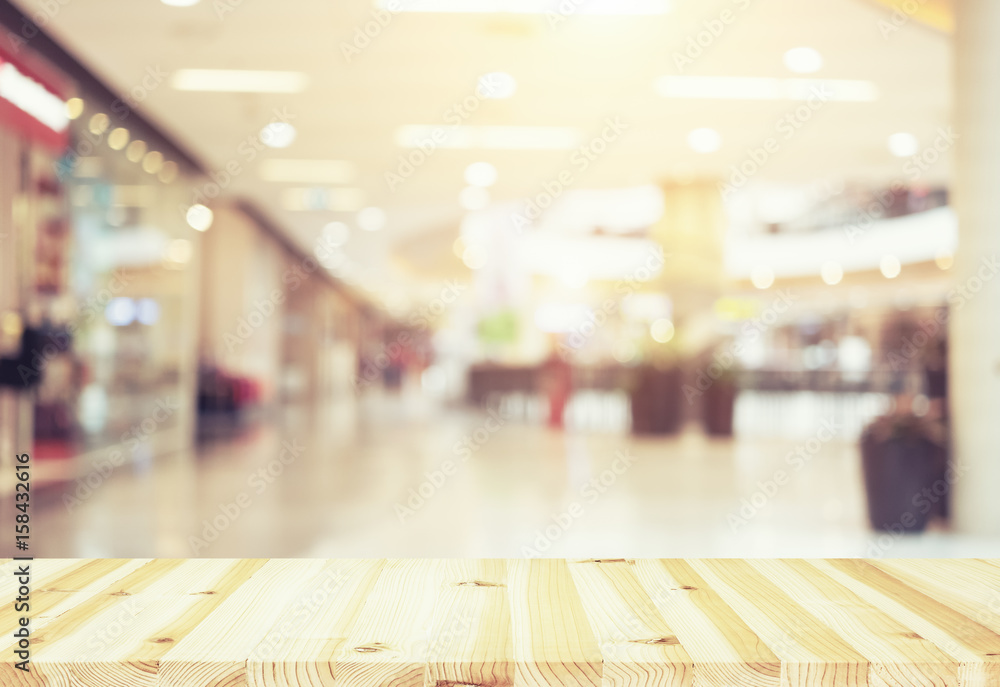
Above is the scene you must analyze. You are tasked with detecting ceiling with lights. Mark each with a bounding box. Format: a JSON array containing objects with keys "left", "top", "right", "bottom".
[{"left": 12, "top": 0, "right": 951, "bottom": 309}]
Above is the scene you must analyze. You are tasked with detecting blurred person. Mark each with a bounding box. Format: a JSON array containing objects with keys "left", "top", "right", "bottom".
[{"left": 539, "top": 341, "right": 573, "bottom": 429}]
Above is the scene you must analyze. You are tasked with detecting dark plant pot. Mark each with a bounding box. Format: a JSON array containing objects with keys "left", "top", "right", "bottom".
[
  {"left": 860, "top": 435, "right": 942, "bottom": 533},
  {"left": 630, "top": 366, "right": 682, "bottom": 436},
  {"left": 703, "top": 382, "right": 736, "bottom": 437}
]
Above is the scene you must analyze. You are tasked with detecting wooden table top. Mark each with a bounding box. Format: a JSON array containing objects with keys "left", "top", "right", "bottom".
[{"left": 1, "top": 559, "right": 999, "bottom": 686}]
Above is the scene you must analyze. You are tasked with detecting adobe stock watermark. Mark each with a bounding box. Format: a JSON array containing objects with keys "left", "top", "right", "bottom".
[
  {"left": 557, "top": 249, "right": 666, "bottom": 359},
  {"left": 718, "top": 85, "right": 832, "bottom": 201},
  {"left": 355, "top": 280, "right": 466, "bottom": 391},
  {"left": 672, "top": 0, "right": 755, "bottom": 72},
  {"left": 521, "top": 449, "right": 637, "bottom": 557},
  {"left": 3, "top": 0, "right": 73, "bottom": 53},
  {"left": 180, "top": 107, "right": 296, "bottom": 215},
  {"left": 510, "top": 117, "right": 630, "bottom": 233},
  {"left": 385, "top": 75, "right": 507, "bottom": 192},
  {"left": 189, "top": 440, "right": 306, "bottom": 554},
  {"left": 682, "top": 289, "right": 797, "bottom": 404},
  {"left": 728, "top": 418, "right": 842, "bottom": 533},
  {"left": 340, "top": 0, "right": 406, "bottom": 62},
  {"left": 877, "top": 0, "right": 932, "bottom": 38},
  {"left": 844, "top": 127, "right": 958, "bottom": 245},
  {"left": 864, "top": 459, "right": 971, "bottom": 558},
  {"left": 15, "top": 271, "right": 131, "bottom": 388},
  {"left": 249, "top": 566, "right": 350, "bottom": 663},
  {"left": 63, "top": 396, "right": 181, "bottom": 513},
  {"left": 224, "top": 236, "right": 341, "bottom": 354},
  {"left": 394, "top": 405, "right": 515, "bottom": 523}
]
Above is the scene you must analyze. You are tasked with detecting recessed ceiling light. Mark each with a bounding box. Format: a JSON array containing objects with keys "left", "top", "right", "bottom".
[
  {"left": 125, "top": 140, "right": 147, "bottom": 163},
  {"left": 396, "top": 125, "right": 582, "bottom": 150},
  {"left": 478, "top": 72, "right": 517, "bottom": 99},
  {"left": 783, "top": 47, "right": 824, "bottom": 74},
  {"left": 357, "top": 207, "right": 387, "bottom": 232},
  {"left": 751, "top": 265, "right": 775, "bottom": 290},
  {"left": 650, "top": 318, "right": 675, "bottom": 343},
  {"left": 935, "top": 252, "right": 954, "bottom": 270},
  {"left": 258, "top": 159, "right": 356, "bottom": 184},
  {"left": 880, "top": 255, "right": 901, "bottom": 279},
  {"left": 142, "top": 151, "right": 164, "bottom": 174},
  {"left": 158, "top": 161, "right": 179, "bottom": 184},
  {"left": 107, "top": 127, "right": 129, "bottom": 150},
  {"left": 65, "top": 97, "right": 84, "bottom": 120},
  {"left": 260, "top": 122, "right": 296, "bottom": 149},
  {"left": 186, "top": 204, "right": 213, "bottom": 231},
  {"left": 821, "top": 261, "right": 843, "bottom": 285},
  {"left": 460, "top": 186, "right": 491, "bottom": 211},
  {"left": 465, "top": 162, "right": 498, "bottom": 187},
  {"left": 887, "top": 132, "right": 919, "bottom": 157},
  {"left": 161, "top": 0, "right": 200, "bottom": 6},
  {"left": 88, "top": 113, "right": 109, "bottom": 135},
  {"left": 462, "top": 245, "right": 489, "bottom": 270},
  {"left": 170, "top": 69, "right": 309, "bottom": 93},
  {"left": 687, "top": 128, "right": 721, "bottom": 154},
  {"left": 656, "top": 76, "right": 879, "bottom": 102}
]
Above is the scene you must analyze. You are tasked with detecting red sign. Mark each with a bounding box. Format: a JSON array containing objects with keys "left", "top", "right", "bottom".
[{"left": 0, "top": 43, "right": 70, "bottom": 151}]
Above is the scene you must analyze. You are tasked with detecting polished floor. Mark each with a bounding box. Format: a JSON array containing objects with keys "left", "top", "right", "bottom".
[{"left": 28, "top": 391, "right": 1000, "bottom": 559}]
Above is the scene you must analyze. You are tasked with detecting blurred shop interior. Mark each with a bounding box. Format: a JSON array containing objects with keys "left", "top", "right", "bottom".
[{"left": 0, "top": 0, "right": 999, "bottom": 558}]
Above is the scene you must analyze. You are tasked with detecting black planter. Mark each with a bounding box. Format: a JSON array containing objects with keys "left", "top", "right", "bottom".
[
  {"left": 860, "top": 434, "right": 943, "bottom": 533},
  {"left": 630, "top": 366, "right": 682, "bottom": 435},
  {"left": 703, "top": 381, "right": 736, "bottom": 437}
]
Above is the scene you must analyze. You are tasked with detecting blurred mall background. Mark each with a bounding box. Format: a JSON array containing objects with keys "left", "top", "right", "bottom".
[{"left": 0, "top": 0, "right": 998, "bottom": 558}]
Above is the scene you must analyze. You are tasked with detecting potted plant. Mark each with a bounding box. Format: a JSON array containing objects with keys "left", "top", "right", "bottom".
[
  {"left": 703, "top": 366, "right": 738, "bottom": 437},
  {"left": 860, "top": 409, "right": 948, "bottom": 533}
]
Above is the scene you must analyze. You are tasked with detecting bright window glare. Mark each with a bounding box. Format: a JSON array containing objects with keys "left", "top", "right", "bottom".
[
  {"left": 170, "top": 69, "right": 309, "bottom": 93},
  {"left": 378, "top": 0, "right": 670, "bottom": 14},
  {"left": 396, "top": 125, "right": 582, "bottom": 150}
]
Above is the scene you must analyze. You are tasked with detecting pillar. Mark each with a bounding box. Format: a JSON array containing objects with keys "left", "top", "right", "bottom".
[{"left": 950, "top": 0, "right": 1000, "bottom": 535}]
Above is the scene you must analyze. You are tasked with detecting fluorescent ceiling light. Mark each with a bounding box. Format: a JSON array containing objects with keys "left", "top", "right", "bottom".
[
  {"left": 378, "top": 0, "right": 669, "bottom": 14},
  {"left": 396, "top": 125, "right": 582, "bottom": 150},
  {"left": 281, "top": 187, "right": 366, "bottom": 212},
  {"left": 655, "top": 76, "right": 879, "bottom": 102},
  {"left": 258, "top": 159, "right": 357, "bottom": 184},
  {"left": 170, "top": 69, "right": 309, "bottom": 93}
]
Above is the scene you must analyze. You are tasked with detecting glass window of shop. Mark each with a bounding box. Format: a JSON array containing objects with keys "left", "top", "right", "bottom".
[{"left": 29, "top": 94, "right": 199, "bottom": 462}]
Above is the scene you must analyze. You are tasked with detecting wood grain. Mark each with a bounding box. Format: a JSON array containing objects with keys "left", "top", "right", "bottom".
[{"left": 0, "top": 559, "right": 997, "bottom": 686}]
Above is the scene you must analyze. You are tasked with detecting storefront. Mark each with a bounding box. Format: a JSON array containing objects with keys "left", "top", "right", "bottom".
[{"left": 0, "top": 36, "right": 203, "bottom": 489}]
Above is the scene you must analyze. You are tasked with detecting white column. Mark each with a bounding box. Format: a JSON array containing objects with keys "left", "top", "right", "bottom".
[{"left": 951, "top": 0, "right": 1000, "bottom": 535}]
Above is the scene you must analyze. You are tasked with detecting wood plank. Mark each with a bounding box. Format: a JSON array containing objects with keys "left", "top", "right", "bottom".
[
  {"left": 425, "top": 559, "right": 514, "bottom": 687},
  {"left": 247, "top": 559, "right": 385, "bottom": 687},
  {"left": 690, "top": 559, "right": 869, "bottom": 686},
  {"left": 159, "top": 559, "right": 328, "bottom": 687},
  {"left": 0, "top": 559, "right": 995, "bottom": 686},
  {"left": 10, "top": 559, "right": 267, "bottom": 687},
  {"left": 747, "top": 559, "right": 959, "bottom": 687},
  {"left": 632, "top": 559, "right": 782, "bottom": 687},
  {"left": 870, "top": 559, "right": 1000, "bottom": 635},
  {"left": 567, "top": 559, "right": 693, "bottom": 687},
  {"left": 811, "top": 559, "right": 1000, "bottom": 687},
  {"left": 506, "top": 559, "right": 603, "bottom": 687},
  {"left": 331, "top": 559, "right": 445, "bottom": 687}
]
